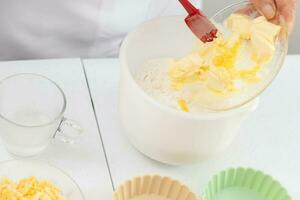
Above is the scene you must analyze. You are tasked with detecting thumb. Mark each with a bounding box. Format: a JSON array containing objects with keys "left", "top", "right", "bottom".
[{"left": 251, "top": 0, "right": 277, "bottom": 19}]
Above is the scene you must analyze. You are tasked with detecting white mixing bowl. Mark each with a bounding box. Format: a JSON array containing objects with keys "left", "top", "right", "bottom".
[{"left": 118, "top": 2, "right": 287, "bottom": 165}]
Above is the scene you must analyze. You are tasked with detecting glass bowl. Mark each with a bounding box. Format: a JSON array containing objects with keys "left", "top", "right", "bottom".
[
  {"left": 0, "top": 160, "right": 85, "bottom": 200},
  {"left": 123, "top": 1, "right": 288, "bottom": 112},
  {"left": 208, "top": 1, "right": 289, "bottom": 111}
]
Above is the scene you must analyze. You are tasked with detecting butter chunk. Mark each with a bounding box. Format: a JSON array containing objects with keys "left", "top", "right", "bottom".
[
  {"left": 251, "top": 33, "right": 275, "bottom": 63},
  {"left": 252, "top": 16, "right": 281, "bottom": 42},
  {"left": 226, "top": 14, "right": 252, "bottom": 39},
  {"left": 0, "top": 176, "right": 65, "bottom": 200},
  {"left": 178, "top": 99, "right": 189, "bottom": 112},
  {"left": 168, "top": 53, "right": 208, "bottom": 89},
  {"left": 206, "top": 67, "right": 234, "bottom": 94}
]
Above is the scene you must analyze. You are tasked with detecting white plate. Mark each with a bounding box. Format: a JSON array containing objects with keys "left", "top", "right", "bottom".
[{"left": 0, "top": 159, "right": 84, "bottom": 200}]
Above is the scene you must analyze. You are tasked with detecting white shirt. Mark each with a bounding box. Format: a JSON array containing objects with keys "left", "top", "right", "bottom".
[{"left": 0, "top": 0, "right": 201, "bottom": 60}]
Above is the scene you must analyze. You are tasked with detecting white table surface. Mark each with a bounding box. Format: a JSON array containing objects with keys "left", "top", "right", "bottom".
[
  {"left": 84, "top": 55, "right": 300, "bottom": 199},
  {"left": 0, "top": 59, "right": 113, "bottom": 199}
]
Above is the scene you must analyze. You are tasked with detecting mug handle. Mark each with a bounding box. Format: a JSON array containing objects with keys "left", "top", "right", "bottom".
[{"left": 54, "top": 117, "right": 83, "bottom": 144}]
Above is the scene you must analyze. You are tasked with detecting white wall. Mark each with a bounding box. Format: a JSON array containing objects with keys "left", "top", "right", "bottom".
[{"left": 203, "top": 0, "right": 299, "bottom": 54}]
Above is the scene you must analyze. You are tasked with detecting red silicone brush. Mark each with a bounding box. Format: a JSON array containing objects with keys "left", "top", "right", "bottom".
[{"left": 179, "top": 0, "right": 218, "bottom": 43}]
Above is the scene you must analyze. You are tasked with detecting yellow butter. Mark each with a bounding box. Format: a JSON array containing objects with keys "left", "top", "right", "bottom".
[
  {"left": 0, "top": 176, "right": 65, "bottom": 200},
  {"left": 251, "top": 33, "right": 275, "bottom": 63},
  {"left": 168, "top": 13, "right": 281, "bottom": 99},
  {"left": 178, "top": 99, "right": 189, "bottom": 112},
  {"left": 226, "top": 14, "right": 281, "bottom": 64},
  {"left": 252, "top": 16, "right": 281, "bottom": 42},
  {"left": 226, "top": 14, "right": 252, "bottom": 40},
  {"left": 168, "top": 55, "right": 209, "bottom": 90}
]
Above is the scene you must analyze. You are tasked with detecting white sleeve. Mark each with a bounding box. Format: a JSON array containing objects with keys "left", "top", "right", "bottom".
[{"left": 146, "top": 0, "right": 202, "bottom": 19}]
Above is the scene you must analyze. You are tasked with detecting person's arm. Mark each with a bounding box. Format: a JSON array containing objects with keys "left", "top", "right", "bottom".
[{"left": 251, "top": 0, "right": 297, "bottom": 31}]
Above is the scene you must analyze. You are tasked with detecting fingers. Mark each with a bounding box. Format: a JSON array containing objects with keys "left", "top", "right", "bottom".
[
  {"left": 236, "top": 5, "right": 257, "bottom": 15},
  {"left": 251, "top": 0, "right": 296, "bottom": 32},
  {"left": 250, "top": 0, "right": 277, "bottom": 19},
  {"left": 275, "top": 0, "right": 297, "bottom": 31}
]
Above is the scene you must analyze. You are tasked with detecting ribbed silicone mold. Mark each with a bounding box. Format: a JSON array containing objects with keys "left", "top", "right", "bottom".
[
  {"left": 113, "top": 175, "right": 198, "bottom": 200},
  {"left": 203, "top": 168, "right": 291, "bottom": 200}
]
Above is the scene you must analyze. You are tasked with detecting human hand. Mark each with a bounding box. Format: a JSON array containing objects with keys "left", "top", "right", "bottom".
[{"left": 250, "top": 0, "right": 297, "bottom": 31}]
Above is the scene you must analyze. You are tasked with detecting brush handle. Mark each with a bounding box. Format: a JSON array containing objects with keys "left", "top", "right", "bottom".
[{"left": 179, "top": 0, "right": 203, "bottom": 15}]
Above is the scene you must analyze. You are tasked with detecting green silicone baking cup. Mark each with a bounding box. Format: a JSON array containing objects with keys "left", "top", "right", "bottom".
[{"left": 203, "top": 168, "right": 291, "bottom": 200}]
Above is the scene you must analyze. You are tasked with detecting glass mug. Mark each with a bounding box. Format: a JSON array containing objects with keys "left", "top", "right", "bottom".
[{"left": 0, "top": 73, "right": 82, "bottom": 157}]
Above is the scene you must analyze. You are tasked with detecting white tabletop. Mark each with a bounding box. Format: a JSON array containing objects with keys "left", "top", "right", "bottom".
[
  {"left": 83, "top": 55, "right": 300, "bottom": 199},
  {"left": 0, "top": 59, "right": 113, "bottom": 199}
]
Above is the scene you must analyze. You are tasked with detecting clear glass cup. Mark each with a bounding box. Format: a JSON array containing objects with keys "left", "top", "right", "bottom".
[{"left": 0, "top": 73, "right": 82, "bottom": 157}]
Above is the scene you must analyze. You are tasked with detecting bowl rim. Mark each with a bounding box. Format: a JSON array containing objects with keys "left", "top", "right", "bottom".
[{"left": 119, "top": 0, "right": 288, "bottom": 119}]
